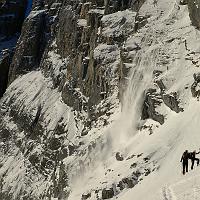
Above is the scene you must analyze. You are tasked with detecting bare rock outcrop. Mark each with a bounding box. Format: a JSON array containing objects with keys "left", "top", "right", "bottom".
[
  {"left": 191, "top": 73, "right": 200, "bottom": 98},
  {"left": 9, "top": 9, "right": 46, "bottom": 82},
  {"left": 142, "top": 88, "right": 164, "bottom": 125},
  {"left": 102, "top": 188, "right": 115, "bottom": 199},
  {"left": 188, "top": 0, "right": 200, "bottom": 29},
  {"left": 162, "top": 92, "right": 183, "bottom": 113}
]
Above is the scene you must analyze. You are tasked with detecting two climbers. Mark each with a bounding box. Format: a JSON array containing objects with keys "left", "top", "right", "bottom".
[{"left": 180, "top": 150, "right": 200, "bottom": 175}]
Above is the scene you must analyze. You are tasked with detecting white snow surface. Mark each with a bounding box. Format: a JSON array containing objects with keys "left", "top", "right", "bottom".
[
  {"left": 47, "top": 47, "right": 68, "bottom": 79},
  {"left": 26, "top": 9, "right": 46, "bottom": 20},
  {"left": 101, "top": 10, "right": 136, "bottom": 37},
  {"left": 4, "top": 70, "right": 77, "bottom": 135}
]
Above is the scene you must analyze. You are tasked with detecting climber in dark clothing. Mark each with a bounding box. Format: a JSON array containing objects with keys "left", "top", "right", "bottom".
[
  {"left": 190, "top": 150, "right": 200, "bottom": 170},
  {"left": 180, "top": 150, "right": 189, "bottom": 175}
]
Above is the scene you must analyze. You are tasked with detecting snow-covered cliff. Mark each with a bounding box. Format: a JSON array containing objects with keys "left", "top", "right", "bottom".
[{"left": 1, "top": 0, "right": 200, "bottom": 200}]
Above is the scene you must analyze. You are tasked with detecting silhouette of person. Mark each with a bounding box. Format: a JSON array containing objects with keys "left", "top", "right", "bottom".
[
  {"left": 190, "top": 150, "right": 200, "bottom": 170},
  {"left": 181, "top": 150, "right": 189, "bottom": 175}
]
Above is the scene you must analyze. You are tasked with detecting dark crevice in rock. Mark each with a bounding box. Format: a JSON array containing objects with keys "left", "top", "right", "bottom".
[{"left": 0, "top": 50, "right": 13, "bottom": 97}]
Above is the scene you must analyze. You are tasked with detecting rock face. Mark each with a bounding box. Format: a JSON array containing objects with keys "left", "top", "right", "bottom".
[
  {"left": 0, "top": 50, "right": 13, "bottom": 97},
  {"left": 9, "top": 9, "right": 46, "bottom": 82},
  {"left": 141, "top": 78, "right": 183, "bottom": 124},
  {"left": 162, "top": 93, "right": 184, "bottom": 113},
  {"left": 142, "top": 89, "right": 164, "bottom": 125},
  {"left": 191, "top": 73, "right": 200, "bottom": 98},
  {"left": 116, "top": 152, "right": 124, "bottom": 161},
  {"left": 188, "top": 0, "right": 200, "bottom": 29},
  {"left": 102, "top": 188, "right": 115, "bottom": 199},
  {"left": 82, "top": 192, "right": 91, "bottom": 200}
]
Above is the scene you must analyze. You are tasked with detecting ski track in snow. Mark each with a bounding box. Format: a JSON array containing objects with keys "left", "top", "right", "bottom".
[{"left": 163, "top": 186, "right": 177, "bottom": 200}]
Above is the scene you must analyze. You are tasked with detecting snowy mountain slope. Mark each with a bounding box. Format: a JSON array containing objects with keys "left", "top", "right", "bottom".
[
  {"left": 0, "top": 71, "right": 77, "bottom": 199},
  {"left": 117, "top": 99, "right": 200, "bottom": 200}
]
